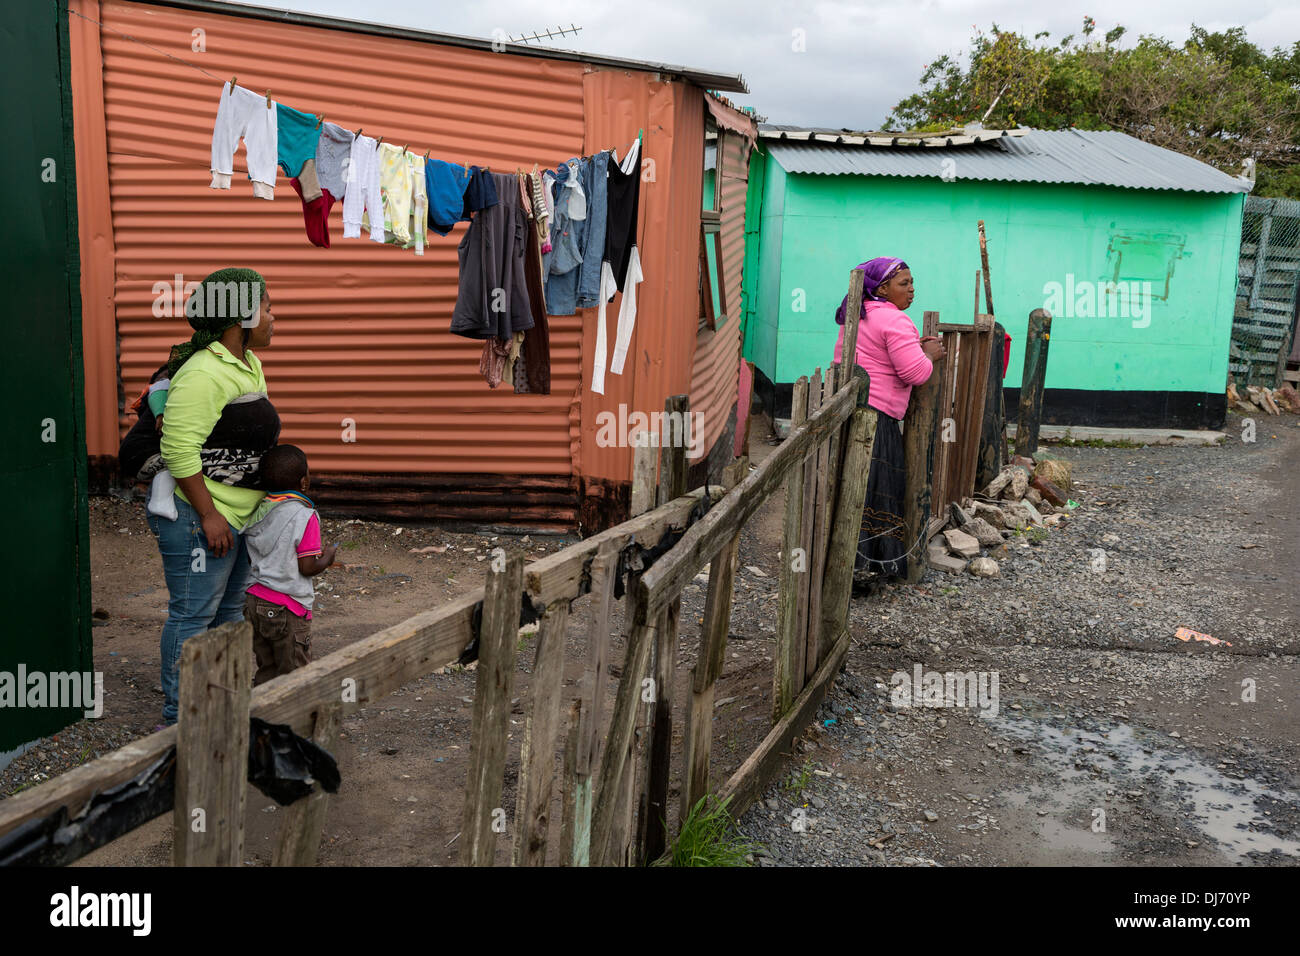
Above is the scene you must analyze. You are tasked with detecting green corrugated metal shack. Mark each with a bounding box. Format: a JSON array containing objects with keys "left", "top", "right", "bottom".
[
  {"left": 0, "top": 0, "right": 93, "bottom": 759},
  {"left": 740, "top": 124, "right": 1252, "bottom": 430}
]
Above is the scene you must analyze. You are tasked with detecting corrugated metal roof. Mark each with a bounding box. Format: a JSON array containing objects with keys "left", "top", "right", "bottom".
[
  {"left": 766, "top": 128, "right": 1251, "bottom": 194},
  {"left": 760, "top": 123, "right": 1025, "bottom": 148},
  {"left": 150, "top": 0, "right": 748, "bottom": 92}
]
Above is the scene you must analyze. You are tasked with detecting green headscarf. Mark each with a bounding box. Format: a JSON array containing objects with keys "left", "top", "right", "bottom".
[{"left": 166, "top": 267, "right": 267, "bottom": 377}]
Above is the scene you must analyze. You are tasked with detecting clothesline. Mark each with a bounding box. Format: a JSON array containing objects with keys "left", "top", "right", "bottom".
[
  {"left": 76, "top": 3, "right": 648, "bottom": 396},
  {"left": 70, "top": 6, "right": 643, "bottom": 175}
]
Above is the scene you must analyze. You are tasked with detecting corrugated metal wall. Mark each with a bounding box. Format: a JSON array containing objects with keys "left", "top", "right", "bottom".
[
  {"left": 576, "top": 69, "right": 706, "bottom": 489},
  {"left": 70, "top": 0, "right": 747, "bottom": 527},
  {"left": 77, "top": 0, "right": 586, "bottom": 480},
  {"left": 689, "top": 127, "right": 746, "bottom": 460}
]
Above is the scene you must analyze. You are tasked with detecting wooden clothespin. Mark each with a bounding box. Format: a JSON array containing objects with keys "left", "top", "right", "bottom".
[
  {"left": 424, "top": 148, "right": 431, "bottom": 161},
  {"left": 355, "top": 127, "right": 363, "bottom": 139},
  {"left": 229, "top": 75, "right": 237, "bottom": 91},
  {"left": 266, "top": 90, "right": 273, "bottom": 110},
  {"left": 401, "top": 144, "right": 408, "bottom": 155},
  {"left": 375, "top": 135, "right": 384, "bottom": 149},
  {"left": 316, "top": 114, "right": 324, "bottom": 129}
]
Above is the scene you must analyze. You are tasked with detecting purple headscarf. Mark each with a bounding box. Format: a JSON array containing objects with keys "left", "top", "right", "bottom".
[{"left": 834, "top": 257, "right": 909, "bottom": 324}]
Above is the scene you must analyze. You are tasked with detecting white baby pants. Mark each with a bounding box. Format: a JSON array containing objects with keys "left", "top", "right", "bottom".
[
  {"left": 209, "top": 82, "right": 277, "bottom": 200},
  {"left": 342, "top": 135, "right": 385, "bottom": 242}
]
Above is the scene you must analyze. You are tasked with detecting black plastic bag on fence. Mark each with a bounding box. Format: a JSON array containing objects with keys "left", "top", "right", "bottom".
[{"left": 247, "top": 717, "right": 342, "bottom": 806}]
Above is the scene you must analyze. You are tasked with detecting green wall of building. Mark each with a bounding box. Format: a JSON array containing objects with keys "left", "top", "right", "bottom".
[
  {"left": 0, "top": 1, "right": 93, "bottom": 753},
  {"left": 741, "top": 144, "right": 1245, "bottom": 425}
]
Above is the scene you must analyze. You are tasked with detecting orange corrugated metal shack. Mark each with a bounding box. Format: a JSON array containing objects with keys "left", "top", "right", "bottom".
[{"left": 69, "top": 0, "right": 755, "bottom": 532}]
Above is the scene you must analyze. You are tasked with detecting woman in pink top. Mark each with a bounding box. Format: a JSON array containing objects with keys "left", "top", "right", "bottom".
[{"left": 832, "top": 258, "right": 946, "bottom": 586}]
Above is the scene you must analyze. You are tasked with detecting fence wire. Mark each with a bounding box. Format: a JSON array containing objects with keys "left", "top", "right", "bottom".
[{"left": 1232, "top": 196, "right": 1300, "bottom": 388}]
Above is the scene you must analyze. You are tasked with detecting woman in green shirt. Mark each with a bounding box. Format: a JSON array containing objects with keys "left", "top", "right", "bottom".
[{"left": 148, "top": 267, "right": 280, "bottom": 724}]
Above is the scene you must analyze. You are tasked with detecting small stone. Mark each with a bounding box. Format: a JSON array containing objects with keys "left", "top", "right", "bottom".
[
  {"left": 972, "top": 502, "right": 1007, "bottom": 529},
  {"left": 963, "top": 517, "right": 1003, "bottom": 548},
  {"left": 968, "top": 557, "right": 999, "bottom": 578},
  {"left": 1000, "top": 467, "right": 1030, "bottom": 500},
  {"left": 927, "top": 543, "right": 967, "bottom": 574},
  {"left": 1031, "top": 474, "right": 1068, "bottom": 507},
  {"left": 923, "top": 810, "right": 939, "bottom": 822},
  {"left": 943, "top": 528, "right": 980, "bottom": 558}
]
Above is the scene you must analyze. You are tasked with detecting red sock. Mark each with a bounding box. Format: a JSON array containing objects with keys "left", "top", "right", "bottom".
[{"left": 289, "top": 177, "right": 337, "bottom": 248}]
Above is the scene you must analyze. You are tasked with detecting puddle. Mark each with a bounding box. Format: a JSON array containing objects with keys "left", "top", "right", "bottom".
[{"left": 989, "top": 713, "right": 1300, "bottom": 862}]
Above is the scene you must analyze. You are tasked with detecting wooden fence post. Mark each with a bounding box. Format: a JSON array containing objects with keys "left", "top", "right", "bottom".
[
  {"left": 773, "top": 376, "right": 809, "bottom": 720},
  {"left": 460, "top": 552, "right": 524, "bottom": 866},
  {"left": 172, "top": 619, "right": 252, "bottom": 867},
  {"left": 798, "top": 369, "right": 822, "bottom": 684},
  {"left": 818, "top": 367, "right": 875, "bottom": 649},
  {"left": 559, "top": 700, "right": 588, "bottom": 866},
  {"left": 680, "top": 455, "right": 747, "bottom": 826},
  {"left": 1015, "top": 309, "right": 1052, "bottom": 458},
  {"left": 643, "top": 395, "right": 689, "bottom": 863},
  {"left": 513, "top": 598, "right": 570, "bottom": 867},
  {"left": 590, "top": 617, "right": 655, "bottom": 864},
  {"left": 903, "top": 311, "right": 943, "bottom": 584},
  {"left": 272, "top": 701, "right": 341, "bottom": 866},
  {"left": 809, "top": 366, "right": 840, "bottom": 666},
  {"left": 976, "top": 320, "right": 1008, "bottom": 492},
  {"left": 958, "top": 313, "right": 995, "bottom": 498}
]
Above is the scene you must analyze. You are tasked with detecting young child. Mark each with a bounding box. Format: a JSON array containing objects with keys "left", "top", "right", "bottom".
[{"left": 242, "top": 444, "right": 336, "bottom": 685}]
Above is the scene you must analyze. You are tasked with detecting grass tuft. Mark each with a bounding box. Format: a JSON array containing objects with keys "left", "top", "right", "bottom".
[{"left": 651, "top": 795, "right": 759, "bottom": 867}]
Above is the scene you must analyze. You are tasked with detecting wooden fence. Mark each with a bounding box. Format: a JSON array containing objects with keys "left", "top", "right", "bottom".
[{"left": 0, "top": 269, "right": 882, "bottom": 868}]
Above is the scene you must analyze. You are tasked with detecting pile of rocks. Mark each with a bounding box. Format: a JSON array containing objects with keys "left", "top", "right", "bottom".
[
  {"left": 927, "top": 452, "right": 1074, "bottom": 577},
  {"left": 1227, "top": 381, "right": 1300, "bottom": 416}
]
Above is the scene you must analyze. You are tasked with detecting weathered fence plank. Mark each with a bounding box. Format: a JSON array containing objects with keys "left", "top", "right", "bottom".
[
  {"left": 644, "top": 396, "right": 690, "bottom": 862},
  {"left": 513, "top": 599, "right": 570, "bottom": 867},
  {"left": 559, "top": 699, "right": 589, "bottom": 866},
  {"left": 1015, "top": 308, "right": 1053, "bottom": 458},
  {"left": 460, "top": 553, "right": 524, "bottom": 866},
  {"left": 272, "top": 701, "right": 341, "bottom": 867},
  {"left": 680, "top": 456, "right": 747, "bottom": 824},
  {"left": 904, "top": 311, "right": 943, "bottom": 584},
  {"left": 773, "top": 376, "right": 809, "bottom": 718},
  {"left": 818, "top": 369, "right": 875, "bottom": 651},
  {"left": 173, "top": 620, "right": 252, "bottom": 867}
]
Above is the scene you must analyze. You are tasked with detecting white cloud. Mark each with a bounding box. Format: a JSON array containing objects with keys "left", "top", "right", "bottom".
[{"left": 265, "top": 0, "right": 1298, "bottom": 130}]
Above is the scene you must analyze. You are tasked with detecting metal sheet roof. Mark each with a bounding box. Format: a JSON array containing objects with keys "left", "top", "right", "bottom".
[
  {"left": 766, "top": 128, "right": 1251, "bottom": 194},
  {"left": 148, "top": 0, "right": 748, "bottom": 92},
  {"left": 760, "top": 123, "right": 1025, "bottom": 148}
]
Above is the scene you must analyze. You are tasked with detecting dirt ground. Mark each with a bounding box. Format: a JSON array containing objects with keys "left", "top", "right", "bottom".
[{"left": 3, "top": 410, "right": 1298, "bottom": 867}]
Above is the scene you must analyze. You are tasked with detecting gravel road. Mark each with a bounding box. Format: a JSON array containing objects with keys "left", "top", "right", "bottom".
[{"left": 737, "top": 412, "right": 1300, "bottom": 866}]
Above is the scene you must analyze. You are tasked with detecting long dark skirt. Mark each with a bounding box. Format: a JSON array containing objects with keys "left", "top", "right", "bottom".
[{"left": 856, "top": 411, "right": 906, "bottom": 577}]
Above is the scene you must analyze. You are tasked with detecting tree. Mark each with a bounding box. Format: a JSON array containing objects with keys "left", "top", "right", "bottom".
[{"left": 887, "top": 18, "right": 1300, "bottom": 198}]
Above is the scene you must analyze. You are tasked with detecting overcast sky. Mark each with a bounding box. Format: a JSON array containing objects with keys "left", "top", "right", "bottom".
[{"left": 261, "top": 0, "right": 1299, "bottom": 128}]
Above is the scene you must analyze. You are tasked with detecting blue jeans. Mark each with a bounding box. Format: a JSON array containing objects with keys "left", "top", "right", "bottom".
[
  {"left": 146, "top": 495, "right": 251, "bottom": 724},
  {"left": 544, "top": 159, "right": 585, "bottom": 315},
  {"left": 575, "top": 149, "right": 609, "bottom": 309}
]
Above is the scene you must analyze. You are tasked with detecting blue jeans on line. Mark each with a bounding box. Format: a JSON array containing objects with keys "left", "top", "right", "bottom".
[{"left": 146, "top": 495, "right": 251, "bottom": 724}]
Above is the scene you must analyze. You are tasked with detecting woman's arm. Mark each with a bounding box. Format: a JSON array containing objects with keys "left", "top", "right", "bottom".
[
  {"left": 160, "top": 367, "right": 234, "bottom": 557},
  {"left": 883, "top": 317, "right": 935, "bottom": 386}
]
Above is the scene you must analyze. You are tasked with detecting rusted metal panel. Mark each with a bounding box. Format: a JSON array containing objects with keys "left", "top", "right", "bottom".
[
  {"left": 70, "top": 1, "right": 747, "bottom": 530},
  {"left": 577, "top": 70, "right": 706, "bottom": 483},
  {"left": 689, "top": 126, "right": 749, "bottom": 463},
  {"left": 85, "top": 0, "right": 587, "bottom": 483}
]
